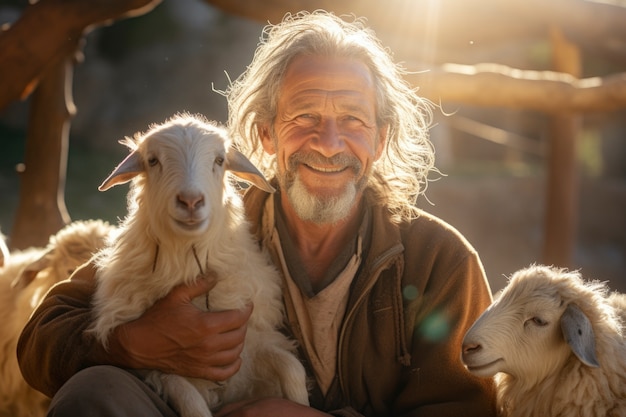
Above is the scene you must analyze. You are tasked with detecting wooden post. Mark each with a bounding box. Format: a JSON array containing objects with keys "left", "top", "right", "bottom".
[
  {"left": 2, "top": 1, "right": 162, "bottom": 249},
  {"left": 10, "top": 52, "right": 76, "bottom": 249},
  {"left": 541, "top": 27, "right": 581, "bottom": 267}
]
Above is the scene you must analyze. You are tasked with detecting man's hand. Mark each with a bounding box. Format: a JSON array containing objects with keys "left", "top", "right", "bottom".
[
  {"left": 215, "top": 398, "right": 331, "bottom": 417},
  {"left": 106, "top": 277, "right": 253, "bottom": 381}
]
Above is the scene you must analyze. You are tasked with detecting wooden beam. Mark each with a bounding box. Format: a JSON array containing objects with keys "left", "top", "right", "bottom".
[
  {"left": 204, "top": 0, "right": 626, "bottom": 60},
  {"left": 407, "top": 64, "right": 626, "bottom": 113}
]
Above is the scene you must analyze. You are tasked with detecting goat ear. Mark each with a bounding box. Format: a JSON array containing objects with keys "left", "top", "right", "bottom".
[
  {"left": 10, "top": 249, "right": 53, "bottom": 290},
  {"left": 226, "top": 148, "right": 276, "bottom": 193},
  {"left": 98, "top": 151, "right": 144, "bottom": 191},
  {"left": 560, "top": 303, "right": 599, "bottom": 367}
]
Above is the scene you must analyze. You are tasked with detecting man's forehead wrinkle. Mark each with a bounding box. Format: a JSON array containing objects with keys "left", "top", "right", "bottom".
[
  {"left": 288, "top": 90, "right": 373, "bottom": 112},
  {"left": 291, "top": 89, "right": 365, "bottom": 101}
]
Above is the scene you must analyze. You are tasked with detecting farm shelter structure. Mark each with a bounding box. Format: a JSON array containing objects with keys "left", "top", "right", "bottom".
[{"left": 0, "top": 0, "right": 625, "bottom": 292}]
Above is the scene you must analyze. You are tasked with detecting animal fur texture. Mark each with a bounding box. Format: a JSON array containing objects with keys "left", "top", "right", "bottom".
[
  {"left": 0, "top": 219, "right": 115, "bottom": 417},
  {"left": 462, "top": 264, "right": 626, "bottom": 417},
  {"left": 0, "top": 231, "right": 8, "bottom": 268},
  {"left": 89, "top": 113, "right": 309, "bottom": 417}
]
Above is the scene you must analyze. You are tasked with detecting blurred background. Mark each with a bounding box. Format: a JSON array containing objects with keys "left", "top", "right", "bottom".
[{"left": 1, "top": 0, "right": 624, "bottom": 293}]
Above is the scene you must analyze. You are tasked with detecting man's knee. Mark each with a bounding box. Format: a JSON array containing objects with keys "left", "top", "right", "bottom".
[{"left": 47, "top": 366, "right": 176, "bottom": 417}]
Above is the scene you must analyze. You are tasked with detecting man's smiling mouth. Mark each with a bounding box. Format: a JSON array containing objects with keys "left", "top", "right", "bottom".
[{"left": 305, "top": 163, "right": 347, "bottom": 173}]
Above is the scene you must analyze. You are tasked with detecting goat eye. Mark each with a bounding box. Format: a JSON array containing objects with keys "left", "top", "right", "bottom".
[
  {"left": 526, "top": 317, "right": 548, "bottom": 327},
  {"left": 215, "top": 156, "right": 224, "bottom": 166},
  {"left": 148, "top": 157, "right": 159, "bottom": 167}
]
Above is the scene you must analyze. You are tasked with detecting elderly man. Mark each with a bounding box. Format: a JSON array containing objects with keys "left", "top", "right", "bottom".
[{"left": 18, "top": 11, "right": 497, "bottom": 417}]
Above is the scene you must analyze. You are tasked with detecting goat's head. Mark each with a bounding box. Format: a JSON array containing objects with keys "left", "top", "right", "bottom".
[
  {"left": 99, "top": 114, "right": 274, "bottom": 239},
  {"left": 461, "top": 265, "right": 603, "bottom": 385}
]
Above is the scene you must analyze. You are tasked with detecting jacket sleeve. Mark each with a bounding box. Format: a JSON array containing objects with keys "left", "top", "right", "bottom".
[{"left": 17, "top": 260, "right": 110, "bottom": 398}]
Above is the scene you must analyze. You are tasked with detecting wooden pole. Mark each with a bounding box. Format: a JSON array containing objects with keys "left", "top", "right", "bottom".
[
  {"left": 541, "top": 27, "right": 581, "bottom": 267},
  {"left": 2, "top": 1, "right": 162, "bottom": 249},
  {"left": 10, "top": 52, "right": 76, "bottom": 249}
]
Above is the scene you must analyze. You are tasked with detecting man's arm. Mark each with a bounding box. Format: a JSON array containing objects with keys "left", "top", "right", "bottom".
[{"left": 17, "top": 260, "right": 252, "bottom": 398}]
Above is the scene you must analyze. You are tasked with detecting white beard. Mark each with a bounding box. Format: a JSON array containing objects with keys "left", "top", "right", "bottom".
[{"left": 285, "top": 173, "right": 358, "bottom": 224}]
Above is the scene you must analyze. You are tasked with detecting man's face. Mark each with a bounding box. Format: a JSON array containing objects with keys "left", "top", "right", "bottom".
[{"left": 260, "top": 55, "right": 386, "bottom": 224}]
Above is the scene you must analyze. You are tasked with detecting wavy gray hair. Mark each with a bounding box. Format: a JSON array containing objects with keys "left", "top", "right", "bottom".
[{"left": 226, "top": 10, "right": 435, "bottom": 222}]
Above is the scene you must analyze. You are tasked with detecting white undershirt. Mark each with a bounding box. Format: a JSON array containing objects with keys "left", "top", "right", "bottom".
[{"left": 263, "top": 197, "right": 362, "bottom": 394}]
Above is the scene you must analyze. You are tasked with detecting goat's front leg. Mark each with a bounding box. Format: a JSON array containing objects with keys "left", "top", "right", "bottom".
[{"left": 144, "top": 371, "right": 217, "bottom": 417}]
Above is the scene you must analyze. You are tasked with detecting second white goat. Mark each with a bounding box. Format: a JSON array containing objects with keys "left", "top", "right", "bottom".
[
  {"left": 89, "top": 113, "right": 309, "bottom": 417},
  {"left": 1, "top": 219, "right": 115, "bottom": 417},
  {"left": 462, "top": 264, "right": 626, "bottom": 417}
]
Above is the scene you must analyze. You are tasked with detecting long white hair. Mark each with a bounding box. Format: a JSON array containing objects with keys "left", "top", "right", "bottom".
[{"left": 225, "top": 10, "right": 436, "bottom": 222}]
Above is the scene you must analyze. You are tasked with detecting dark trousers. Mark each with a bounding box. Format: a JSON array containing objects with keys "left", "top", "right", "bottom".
[{"left": 47, "top": 366, "right": 178, "bottom": 417}]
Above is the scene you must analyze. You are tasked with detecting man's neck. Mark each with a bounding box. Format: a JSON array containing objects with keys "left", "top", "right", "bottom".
[{"left": 278, "top": 192, "right": 363, "bottom": 286}]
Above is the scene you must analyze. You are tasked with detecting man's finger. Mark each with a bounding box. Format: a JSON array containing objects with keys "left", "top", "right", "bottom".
[
  {"left": 171, "top": 274, "right": 218, "bottom": 301},
  {"left": 200, "top": 304, "right": 253, "bottom": 335},
  {"left": 198, "top": 357, "right": 244, "bottom": 382}
]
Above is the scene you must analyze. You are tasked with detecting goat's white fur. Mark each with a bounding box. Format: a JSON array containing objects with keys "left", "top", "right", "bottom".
[
  {"left": 89, "top": 113, "right": 309, "bottom": 417},
  {"left": 462, "top": 264, "right": 626, "bottom": 417},
  {"left": 0, "top": 219, "right": 114, "bottom": 417},
  {"left": 0, "top": 231, "right": 8, "bottom": 267}
]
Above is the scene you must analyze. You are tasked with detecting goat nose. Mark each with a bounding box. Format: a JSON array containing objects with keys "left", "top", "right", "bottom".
[
  {"left": 462, "top": 342, "right": 482, "bottom": 355},
  {"left": 176, "top": 192, "right": 205, "bottom": 211}
]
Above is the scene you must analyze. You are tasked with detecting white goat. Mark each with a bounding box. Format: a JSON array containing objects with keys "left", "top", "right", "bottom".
[
  {"left": 462, "top": 264, "right": 626, "bottom": 417},
  {"left": 89, "top": 113, "right": 309, "bottom": 417},
  {"left": 0, "top": 219, "right": 115, "bottom": 417}
]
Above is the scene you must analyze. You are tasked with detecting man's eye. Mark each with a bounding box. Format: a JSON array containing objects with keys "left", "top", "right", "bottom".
[
  {"left": 343, "top": 116, "right": 366, "bottom": 126},
  {"left": 295, "top": 114, "right": 317, "bottom": 126}
]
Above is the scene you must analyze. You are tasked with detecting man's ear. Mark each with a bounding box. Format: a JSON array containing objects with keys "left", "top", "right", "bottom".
[
  {"left": 375, "top": 125, "right": 389, "bottom": 160},
  {"left": 258, "top": 124, "right": 276, "bottom": 155}
]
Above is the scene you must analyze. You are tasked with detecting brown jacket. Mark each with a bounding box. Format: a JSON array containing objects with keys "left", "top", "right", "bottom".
[
  {"left": 17, "top": 186, "right": 497, "bottom": 417},
  {"left": 244, "top": 188, "right": 498, "bottom": 417}
]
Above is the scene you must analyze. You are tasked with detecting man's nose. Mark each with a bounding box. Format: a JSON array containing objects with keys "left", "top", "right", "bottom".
[{"left": 312, "top": 119, "right": 345, "bottom": 156}]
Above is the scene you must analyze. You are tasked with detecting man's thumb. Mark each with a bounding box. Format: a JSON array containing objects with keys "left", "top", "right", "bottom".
[{"left": 175, "top": 273, "right": 218, "bottom": 301}]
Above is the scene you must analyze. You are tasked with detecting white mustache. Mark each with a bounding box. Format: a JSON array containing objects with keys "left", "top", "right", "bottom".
[{"left": 288, "top": 152, "right": 361, "bottom": 174}]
